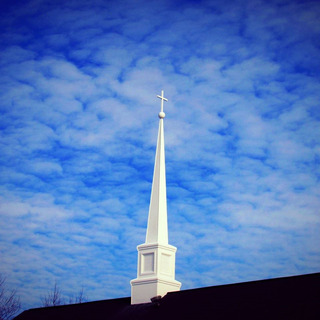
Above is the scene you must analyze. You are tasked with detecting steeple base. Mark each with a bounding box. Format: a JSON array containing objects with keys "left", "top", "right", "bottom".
[
  {"left": 130, "top": 243, "right": 181, "bottom": 304},
  {"left": 131, "top": 277, "right": 181, "bottom": 304}
]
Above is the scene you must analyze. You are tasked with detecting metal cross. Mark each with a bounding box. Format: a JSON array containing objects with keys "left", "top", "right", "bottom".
[{"left": 157, "top": 90, "right": 168, "bottom": 113}]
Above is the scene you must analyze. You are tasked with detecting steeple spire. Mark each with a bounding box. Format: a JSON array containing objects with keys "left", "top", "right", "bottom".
[
  {"left": 146, "top": 90, "right": 168, "bottom": 244},
  {"left": 130, "top": 91, "right": 181, "bottom": 304}
]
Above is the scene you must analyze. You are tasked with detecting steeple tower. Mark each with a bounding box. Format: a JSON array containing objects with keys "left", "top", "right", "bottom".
[{"left": 130, "top": 91, "right": 181, "bottom": 305}]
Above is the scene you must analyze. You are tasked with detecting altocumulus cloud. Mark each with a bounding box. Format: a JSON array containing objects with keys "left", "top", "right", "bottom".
[{"left": 0, "top": 0, "right": 319, "bottom": 312}]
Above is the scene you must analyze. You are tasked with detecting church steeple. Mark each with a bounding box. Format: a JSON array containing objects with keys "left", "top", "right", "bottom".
[{"left": 130, "top": 91, "right": 181, "bottom": 305}]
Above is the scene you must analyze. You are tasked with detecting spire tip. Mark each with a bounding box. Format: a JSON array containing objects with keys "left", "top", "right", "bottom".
[{"left": 157, "top": 90, "right": 168, "bottom": 116}]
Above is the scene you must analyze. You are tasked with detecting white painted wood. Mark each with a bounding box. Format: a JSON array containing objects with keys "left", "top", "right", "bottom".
[{"left": 131, "top": 91, "right": 181, "bottom": 304}]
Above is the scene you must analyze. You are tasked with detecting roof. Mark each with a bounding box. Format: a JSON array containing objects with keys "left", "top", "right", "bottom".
[{"left": 15, "top": 272, "right": 320, "bottom": 320}]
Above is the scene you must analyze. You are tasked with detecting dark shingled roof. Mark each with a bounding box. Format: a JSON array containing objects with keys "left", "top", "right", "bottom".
[{"left": 15, "top": 273, "right": 320, "bottom": 320}]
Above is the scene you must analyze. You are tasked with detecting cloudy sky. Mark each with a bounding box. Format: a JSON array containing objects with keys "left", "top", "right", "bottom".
[{"left": 1, "top": 0, "right": 319, "bottom": 313}]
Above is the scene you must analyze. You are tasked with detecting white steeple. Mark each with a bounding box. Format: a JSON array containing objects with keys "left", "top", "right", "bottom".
[{"left": 130, "top": 91, "right": 181, "bottom": 305}]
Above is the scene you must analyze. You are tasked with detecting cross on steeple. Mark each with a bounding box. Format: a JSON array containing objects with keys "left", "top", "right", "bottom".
[{"left": 157, "top": 90, "right": 168, "bottom": 117}]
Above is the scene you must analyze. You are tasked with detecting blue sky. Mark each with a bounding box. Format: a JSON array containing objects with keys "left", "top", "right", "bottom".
[{"left": 0, "top": 0, "right": 319, "bottom": 312}]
